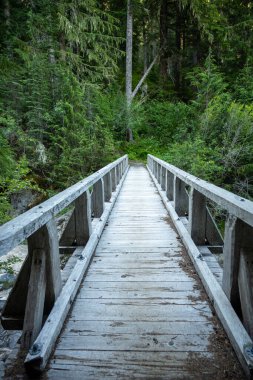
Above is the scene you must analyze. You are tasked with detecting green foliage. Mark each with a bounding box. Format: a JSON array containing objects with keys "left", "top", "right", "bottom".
[
  {"left": 122, "top": 138, "right": 163, "bottom": 161},
  {"left": 144, "top": 101, "right": 196, "bottom": 142},
  {"left": 160, "top": 137, "right": 224, "bottom": 184},
  {"left": 187, "top": 54, "right": 227, "bottom": 110}
]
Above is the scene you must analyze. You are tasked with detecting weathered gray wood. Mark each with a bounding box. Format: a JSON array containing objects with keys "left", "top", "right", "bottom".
[
  {"left": 75, "top": 191, "right": 92, "bottom": 245},
  {"left": 148, "top": 154, "right": 253, "bottom": 228},
  {"left": 21, "top": 249, "right": 46, "bottom": 349},
  {"left": 205, "top": 207, "right": 223, "bottom": 246},
  {"left": 1, "top": 254, "right": 32, "bottom": 329},
  {"left": 111, "top": 168, "right": 117, "bottom": 191},
  {"left": 238, "top": 223, "right": 253, "bottom": 339},
  {"left": 166, "top": 170, "right": 174, "bottom": 200},
  {"left": 188, "top": 187, "right": 206, "bottom": 245},
  {"left": 161, "top": 166, "right": 166, "bottom": 190},
  {"left": 59, "top": 210, "right": 75, "bottom": 246},
  {"left": 222, "top": 214, "right": 241, "bottom": 312},
  {"left": 0, "top": 155, "right": 127, "bottom": 256},
  {"left": 93, "top": 178, "right": 104, "bottom": 217},
  {"left": 41, "top": 165, "right": 246, "bottom": 380},
  {"left": 103, "top": 172, "right": 112, "bottom": 202},
  {"left": 44, "top": 219, "right": 62, "bottom": 313},
  {"left": 174, "top": 177, "right": 189, "bottom": 216},
  {"left": 2, "top": 219, "right": 62, "bottom": 330},
  {"left": 148, "top": 165, "right": 253, "bottom": 379},
  {"left": 24, "top": 166, "right": 129, "bottom": 371}
]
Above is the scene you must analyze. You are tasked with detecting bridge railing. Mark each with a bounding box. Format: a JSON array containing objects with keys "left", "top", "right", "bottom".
[
  {"left": 147, "top": 154, "right": 253, "bottom": 345},
  {"left": 0, "top": 154, "right": 128, "bottom": 369}
]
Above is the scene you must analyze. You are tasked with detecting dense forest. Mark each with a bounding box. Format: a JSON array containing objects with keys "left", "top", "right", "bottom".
[{"left": 0, "top": 0, "right": 253, "bottom": 224}]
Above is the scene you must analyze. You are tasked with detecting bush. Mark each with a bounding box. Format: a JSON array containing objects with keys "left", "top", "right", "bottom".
[{"left": 144, "top": 101, "right": 196, "bottom": 142}]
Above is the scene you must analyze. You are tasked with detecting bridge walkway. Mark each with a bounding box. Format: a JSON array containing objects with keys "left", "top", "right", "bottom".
[{"left": 44, "top": 165, "right": 244, "bottom": 379}]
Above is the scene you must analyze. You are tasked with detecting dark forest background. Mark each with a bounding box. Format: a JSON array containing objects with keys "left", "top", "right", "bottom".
[{"left": 1, "top": 0, "right": 253, "bottom": 224}]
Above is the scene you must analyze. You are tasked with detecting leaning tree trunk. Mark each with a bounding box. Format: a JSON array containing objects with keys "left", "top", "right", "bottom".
[{"left": 125, "top": 0, "right": 133, "bottom": 141}]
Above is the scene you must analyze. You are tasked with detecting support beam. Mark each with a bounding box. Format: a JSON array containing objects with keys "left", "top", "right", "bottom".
[
  {"left": 104, "top": 172, "right": 112, "bottom": 202},
  {"left": 166, "top": 171, "right": 174, "bottom": 201},
  {"left": 174, "top": 177, "right": 189, "bottom": 216},
  {"left": 21, "top": 249, "right": 46, "bottom": 349},
  {"left": 188, "top": 188, "right": 206, "bottom": 245},
  {"left": 93, "top": 178, "right": 104, "bottom": 217},
  {"left": 222, "top": 215, "right": 241, "bottom": 313},
  {"left": 161, "top": 166, "right": 166, "bottom": 190}
]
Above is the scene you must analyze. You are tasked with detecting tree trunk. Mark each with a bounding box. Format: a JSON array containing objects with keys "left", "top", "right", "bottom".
[
  {"left": 125, "top": 0, "right": 133, "bottom": 141},
  {"left": 3, "top": 0, "right": 10, "bottom": 26},
  {"left": 159, "top": 0, "right": 168, "bottom": 79},
  {"left": 175, "top": 0, "right": 182, "bottom": 94}
]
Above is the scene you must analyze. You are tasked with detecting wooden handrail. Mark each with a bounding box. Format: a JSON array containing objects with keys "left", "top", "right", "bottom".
[
  {"left": 148, "top": 154, "right": 253, "bottom": 227},
  {"left": 147, "top": 154, "right": 253, "bottom": 377},
  {"left": 0, "top": 155, "right": 129, "bottom": 369},
  {"left": 0, "top": 155, "right": 128, "bottom": 256}
]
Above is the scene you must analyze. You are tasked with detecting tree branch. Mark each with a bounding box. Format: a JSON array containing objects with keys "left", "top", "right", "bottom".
[{"left": 131, "top": 54, "right": 158, "bottom": 100}]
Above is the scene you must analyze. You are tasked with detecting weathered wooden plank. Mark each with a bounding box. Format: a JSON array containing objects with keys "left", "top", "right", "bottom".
[
  {"left": 0, "top": 155, "right": 127, "bottom": 257},
  {"left": 174, "top": 177, "right": 189, "bottom": 216},
  {"left": 57, "top": 333, "right": 211, "bottom": 352},
  {"left": 222, "top": 215, "right": 241, "bottom": 312},
  {"left": 93, "top": 178, "right": 104, "bottom": 217},
  {"left": 74, "top": 191, "right": 92, "bottom": 245},
  {"left": 62, "top": 320, "right": 214, "bottom": 336},
  {"left": 238, "top": 223, "right": 253, "bottom": 339},
  {"left": 188, "top": 188, "right": 206, "bottom": 245},
  {"left": 21, "top": 249, "right": 46, "bottom": 349},
  {"left": 69, "top": 303, "right": 212, "bottom": 321},
  {"left": 24, "top": 165, "right": 129, "bottom": 371},
  {"left": 148, "top": 154, "right": 253, "bottom": 228},
  {"left": 103, "top": 172, "right": 112, "bottom": 202},
  {"left": 1, "top": 219, "right": 62, "bottom": 330},
  {"left": 148, "top": 165, "right": 253, "bottom": 378}
]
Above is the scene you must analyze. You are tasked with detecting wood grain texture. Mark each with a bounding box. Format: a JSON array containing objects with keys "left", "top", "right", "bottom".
[{"left": 44, "top": 165, "right": 246, "bottom": 380}]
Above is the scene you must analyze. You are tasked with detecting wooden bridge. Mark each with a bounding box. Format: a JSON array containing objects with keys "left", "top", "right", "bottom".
[{"left": 0, "top": 154, "right": 253, "bottom": 379}]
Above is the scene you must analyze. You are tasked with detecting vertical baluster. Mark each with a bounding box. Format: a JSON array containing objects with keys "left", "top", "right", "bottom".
[
  {"left": 104, "top": 172, "right": 112, "bottom": 202},
  {"left": 223, "top": 215, "right": 253, "bottom": 337},
  {"left": 174, "top": 177, "right": 189, "bottom": 216},
  {"left": 75, "top": 191, "right": 92, "bottom": 244},
  {"left": 21, "top": 218, "right": 62, "bottom": 349},
  {"left": 111, "top": 167, "right": 117, "bottom": 191},
  {"left": 157, "top": 164, "right": 161, "bottom": 184},
  {"left": 188, "top": 187, "right": 206, "bottom": 244},
  {"left": 222, "top": 215, "right": 241, "bottom": 310},
  {"left": 161, "top": 166, "right": 166, "bottom": 190},
  {"left": 93, "top": 178, "right": 104, "bottom": 217},
  {"left": 166, "top": 171, "right": 174, "bottom": 201}
]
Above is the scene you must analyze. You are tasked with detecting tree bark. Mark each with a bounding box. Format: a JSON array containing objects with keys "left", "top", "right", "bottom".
[
  {"left": 126, "top": 0, "right": 133, "bottom": 107},
  {"left": 125, "top": 0, "right": 134, "bottom": 141},
  {"left": 3, "top": 0, "right": 10, "bottom": 26},
  {"left": 159, "top": 0, "right": 168, "bottom": 79}
]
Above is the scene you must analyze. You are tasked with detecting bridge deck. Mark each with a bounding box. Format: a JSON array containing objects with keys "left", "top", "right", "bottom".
[{"left": 46, "top": 165, "right": 244, "bottom": 379}]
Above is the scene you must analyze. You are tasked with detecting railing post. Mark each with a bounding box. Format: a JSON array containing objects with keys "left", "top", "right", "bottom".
[
  {"left": 21, "top": 219, "right": 62, "bottom": 349},
  {"left": 111, "top": 167, "right": 117, "bottom": 191},
  {"left": 166, "top": 171, "right": 174, "bottom": 201},
  {"left": 174, "top": 177, "right": 189, "bottom": 216},
  {"left": 188, "top": 187, "right": 206, "bottom": 245},
  {"left": 60, "top": 191, "right": 92, "bottom": 246},
  {"left": 222, "top": 215, "right": 241, "bottom": 310},
  {"left": 157, "top": 164, "right": 161, "bottom": 184},
  {"left": 21, "top": 248, "right": 46, "bottom": 349},
  {"left": 93, "top": 178, "right": 104, "bottom": 217},
  {"left": 75, "top": 191, "right": 92, "bottom": 244},
  {"left": 104, "top": 172, "right": 112, "bottom": 202},
  {"left": 161, "top": 166, "right": 166, "bottom": 190},
  {"left": 223, "top": 215, "right": 253, "bottom": 337}
]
